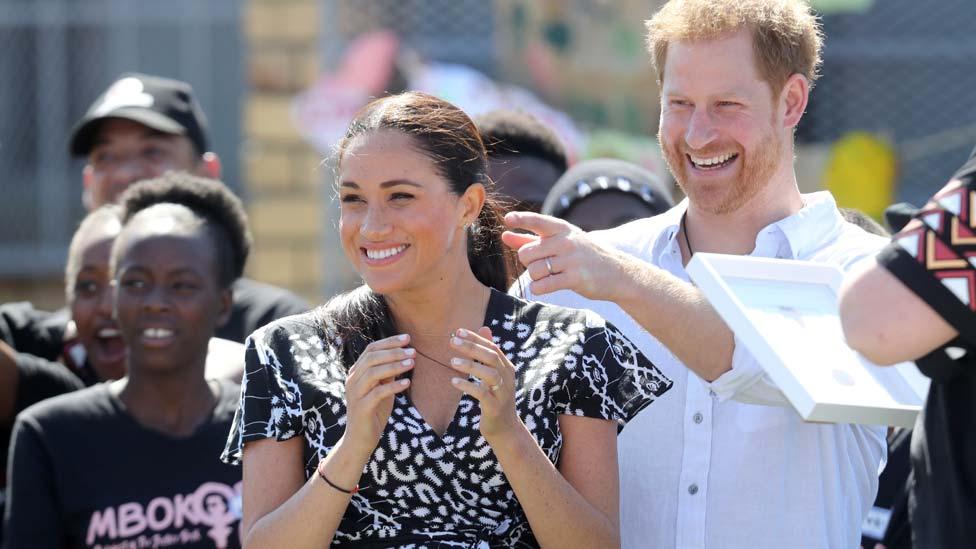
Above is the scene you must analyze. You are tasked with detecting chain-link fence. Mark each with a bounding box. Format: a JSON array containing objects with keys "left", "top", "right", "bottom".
[
  {"left": 320, "top": 0, "right": 496, "bottom": 76},
  {"left": 0, "top": 0, "right": 243, "bottom": 277},
  {"left": 804, "top": 0, "right": 976, "bottom": 206}
]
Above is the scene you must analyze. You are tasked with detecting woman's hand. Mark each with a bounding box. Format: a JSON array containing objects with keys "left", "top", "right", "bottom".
[
  {"left": 449, "top": 327, "right": 523, "bottom": 442},
  {"left": 343, "top": 334, "right": 415, "bottom": 458}
]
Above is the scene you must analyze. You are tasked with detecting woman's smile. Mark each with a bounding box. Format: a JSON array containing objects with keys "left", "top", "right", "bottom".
[{"left": 361, "top": 244, "right": 410, "bottom": 266}]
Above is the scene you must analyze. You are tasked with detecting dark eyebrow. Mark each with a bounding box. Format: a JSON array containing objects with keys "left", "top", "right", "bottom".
[{"left": 340, "top": 179, "right": 424, "bottom": 190}]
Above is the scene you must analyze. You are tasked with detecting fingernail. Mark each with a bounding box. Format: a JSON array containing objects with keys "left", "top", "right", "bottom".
[
  {"left": 451, "top": 378, "right": 461, "bottom": 385},
  {"left": 404, "top": 348, "right": 416, "bottom": 356},
  {"left": 451, "top": 358, "right": 462, "bottom": 366},
  {"left": 398, "top": 334, "right": 409, "bottom": 341},
  {"left": 401, "top": 359, "right": 413, "bottom": 366},
  {"left": 451, "top": 337, "right": 462, "bottom": 346},
  {"left": 399, "top": 379, "right": 410, "bottom": 385},
  {"left": 456, "top": 328, "right": 469, "bottom": 337}
]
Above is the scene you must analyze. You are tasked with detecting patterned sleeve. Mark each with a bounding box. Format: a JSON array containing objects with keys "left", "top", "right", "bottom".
[
  {"left": 563, "top": 314, "right": 673, "bottom": 429},
  {"left": 877, "top": 155, "right": 976, "bottom": 346},
  {"left": 221, "top": 322, "right": 307, "bottom": 465}
]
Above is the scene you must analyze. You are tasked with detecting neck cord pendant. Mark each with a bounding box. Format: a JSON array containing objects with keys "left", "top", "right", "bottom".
[
  {"left": 682, "top": 212, "right": 694, "bottom": 256},
  {"left": 412, "top": 346, "right": 455, "bottom": 372}
]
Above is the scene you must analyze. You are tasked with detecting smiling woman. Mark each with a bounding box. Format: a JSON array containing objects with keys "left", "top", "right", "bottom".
[
  {"left": 222, "top": 92, "right": 673, "bottom": 548},
  {"left": 3, "top": 173, "right": 251, "bottom": 548}
]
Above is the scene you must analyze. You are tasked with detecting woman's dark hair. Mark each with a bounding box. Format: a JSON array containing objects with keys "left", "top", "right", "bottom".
[
  {"left": 476, "top": 109, "right": 569, "bottom": 175},
  {"left": 117, "top": 172, "right": 252, "bottom": 289},
  {"left": 324, "top": 91, "right": 515, "bottom": 366}
]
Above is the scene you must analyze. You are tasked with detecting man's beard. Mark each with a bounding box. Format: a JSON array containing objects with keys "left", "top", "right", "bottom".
[{"left": 661, "top": 128, "right": 782, "bottom": 215}]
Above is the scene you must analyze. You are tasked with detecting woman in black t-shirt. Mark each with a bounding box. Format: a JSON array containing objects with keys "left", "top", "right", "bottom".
[
  {"left": 4, "top": 173, "right": 253, "bottom": 548},
  {"left": 222, "top": 92, "right": 672, "bottom": 548}
]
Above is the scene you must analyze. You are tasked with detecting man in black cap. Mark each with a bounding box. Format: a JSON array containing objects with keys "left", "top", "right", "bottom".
[{"left": 69, "top": 73, "right": 308, "bottom": 342}]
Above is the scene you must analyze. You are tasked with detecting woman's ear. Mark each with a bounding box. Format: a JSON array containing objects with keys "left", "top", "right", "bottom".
[
  {"left": 215, "top": 286, "right": 233, "bottom": 329},
  {"left": 459, "top": 183, "right": 487, "bottom": 227}
]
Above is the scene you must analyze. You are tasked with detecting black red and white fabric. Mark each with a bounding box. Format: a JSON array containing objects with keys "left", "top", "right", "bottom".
[{"left": 878, "top": 149, "right": 976, "bottom": 549}]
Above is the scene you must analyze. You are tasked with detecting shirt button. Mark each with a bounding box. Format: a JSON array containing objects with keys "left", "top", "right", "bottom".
[
  {"left": 688, "top": 483, "right": 699, "bottom": 495},
  {"left": 693, "top": 412, "right": 703, "bottom": 424}
]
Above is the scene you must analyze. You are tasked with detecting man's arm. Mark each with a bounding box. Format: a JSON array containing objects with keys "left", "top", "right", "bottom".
[
  {"left": 503, "top": 213, "right": 734, "bottom": 382},
  {"left": 609, "top": 254, "right": 735, "bottom": 381},
  {"left": 840, "top": 260, "right": 957, "bottom": 366}
]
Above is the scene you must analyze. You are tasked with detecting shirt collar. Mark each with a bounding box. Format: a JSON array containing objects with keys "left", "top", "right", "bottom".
[{"left": 653, "top": 191, "right": 843, "bottom": 263}]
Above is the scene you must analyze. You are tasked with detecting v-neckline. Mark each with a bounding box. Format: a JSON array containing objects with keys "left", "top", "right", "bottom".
[{"left": 399, "top": 288, "right": 500, "bottom": 442}]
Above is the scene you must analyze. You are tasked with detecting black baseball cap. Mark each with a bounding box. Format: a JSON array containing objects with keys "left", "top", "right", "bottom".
[
  {"left": 541, "top": 158, "right": 675, "bottom": 219},
  {"left": 69, "top": 73, "right": 210, "bottom": 156}
]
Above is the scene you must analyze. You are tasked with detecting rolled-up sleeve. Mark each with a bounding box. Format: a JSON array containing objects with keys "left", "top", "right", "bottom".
[{"left": 704, "top": 337, "right": 789, "bottom": 406}]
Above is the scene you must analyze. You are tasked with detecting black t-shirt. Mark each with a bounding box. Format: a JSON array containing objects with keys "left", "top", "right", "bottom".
[
  {"left": 3, "top": 381, "right": 243, "bottom": 549},
  {"left": 1, "top": 352, "right": 84, "bottom": 485},
  {"left": 216, "top": 278, "right": 309, "bottom": 344},
  {"left": 223, "top": 289, "right": 672, "bottom": 547},
  {"left": 0, "top": 302, "right": 69, "bottom": 362},
  {"left": 0, "top": 303, "right": 87, "bottom": 538},
  {"left": 877, "top": 151, "right": 976, "bottom": 548}
]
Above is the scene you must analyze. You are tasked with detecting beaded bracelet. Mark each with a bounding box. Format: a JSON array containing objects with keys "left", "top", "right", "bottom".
[{"left": 316, "top": 460, "right": 359, "bottom": 495}]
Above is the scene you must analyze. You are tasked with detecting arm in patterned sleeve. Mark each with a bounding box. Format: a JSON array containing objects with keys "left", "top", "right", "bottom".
[
  {"left": 840, "top": 154, "right": 976, "bottom": 365},
  {"left": 565, "top": 313, "right": 673, "bottom": 430},
  {"left": 221, "top": 323, "right": 306, "bottom": 465}
]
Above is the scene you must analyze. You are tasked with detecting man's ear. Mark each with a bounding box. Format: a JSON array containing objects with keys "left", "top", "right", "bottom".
[
  {"left": 780, "top": 73, "right": 810, "bottom": 130},
  {"left": 82, "top": 165, "right": 95, "bottom": 211},
  {"left": 199, "top": 152, "right": 222, "bottom": 180},
  {"left": 459, "top": 183, "right": 487, "bottom": 227}
]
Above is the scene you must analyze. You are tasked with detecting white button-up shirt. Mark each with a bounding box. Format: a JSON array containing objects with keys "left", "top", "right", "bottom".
[{"left": 515, "top": 192, "right": 888, "bottom": 549}]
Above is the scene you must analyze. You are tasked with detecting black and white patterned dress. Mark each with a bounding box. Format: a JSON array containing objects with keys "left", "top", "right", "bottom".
[{"left": 222, "top": 289, "right": 672, "bottom": 548}]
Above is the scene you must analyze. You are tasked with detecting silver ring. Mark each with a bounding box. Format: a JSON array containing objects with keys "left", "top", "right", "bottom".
[{"left": 545, "top": 257, "right": 554, "bottom": 276}]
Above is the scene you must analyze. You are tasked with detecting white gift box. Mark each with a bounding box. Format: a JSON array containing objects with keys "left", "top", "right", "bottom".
[{"left": 686, "top": 253, "right": 929, "bottom": 428}]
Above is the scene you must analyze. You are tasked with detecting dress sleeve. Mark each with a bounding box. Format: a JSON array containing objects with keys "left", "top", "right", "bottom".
[
  {"left": 564, "top": 316, "right": 673, "bottom": 429},
  {"left": 877, "top": 170, "right": 976, "bottom": 346},
  {"left": 221, "top": 323, "right": 307, "bottom": 465}
]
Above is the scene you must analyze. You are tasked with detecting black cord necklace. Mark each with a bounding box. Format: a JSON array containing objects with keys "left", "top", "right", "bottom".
[
  {"left": 411, "top": 346, "right": 455, "bottom": 372},
  {"left": 681, "top": 212, "right": 694, "bottom": 256}
]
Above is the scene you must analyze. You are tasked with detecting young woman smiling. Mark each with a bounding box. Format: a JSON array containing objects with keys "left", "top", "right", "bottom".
[
  {"left": 4, "top": 174, "right": 251, "bottom": 548},
  {"left": 223, "top": 92, "right": 672, "bottom": 548}
]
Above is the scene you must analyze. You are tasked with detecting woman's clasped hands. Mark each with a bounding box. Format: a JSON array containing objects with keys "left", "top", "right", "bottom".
[
  {"left": 343, "top": 334, "right": 415, "bottom": 454},
  {"left": 448, "top": 327, "right": 522, "bottom": 441}
]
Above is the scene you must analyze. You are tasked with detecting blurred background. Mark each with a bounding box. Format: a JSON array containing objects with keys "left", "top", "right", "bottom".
[{"left": 2, "top": 0, "right": 975, "bottom": 310}]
